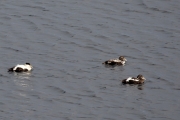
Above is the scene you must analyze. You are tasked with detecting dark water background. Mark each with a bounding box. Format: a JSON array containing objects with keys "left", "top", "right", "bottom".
[{"left": 0, "top": 0, "right": 180, "bottom": 120}]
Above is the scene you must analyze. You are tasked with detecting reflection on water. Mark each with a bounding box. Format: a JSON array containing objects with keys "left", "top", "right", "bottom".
[
  {"left": 121, "top": 84, "right": 144, "bottom": 90},
  {"left": 137, "top": 84, "right": 144, "bottom": 90},
  {"left": 0, "top": 0, "right": 179, "bottom": 119},
  {"left": 13, "top": 72, "right": 32, "bottom": 88},
  {"left": 13, "top": 72, "right": 32, "bottom": 80},
  {"left": 12, "top": 72, "right": 34, "bottom": 100}
]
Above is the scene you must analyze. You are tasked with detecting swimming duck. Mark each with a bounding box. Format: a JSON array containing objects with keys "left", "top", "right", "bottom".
[
  {"left": 122, "top": 74, "right": 146, "bottom": 84},
  {"left": 8, "top": 63, "right": 33, "bottom": 72},
  {"left": 103, "top": 56, "right": 127, "bottom": 65}
]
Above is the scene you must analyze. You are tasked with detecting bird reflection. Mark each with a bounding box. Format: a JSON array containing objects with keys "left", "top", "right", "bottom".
[
  {"left": 13, "top": 72, "right": 32, "bottom": 88},
  {"left": 121, "top": 84, "right": 144, "bottom": 90},
  {"left": 13, "top": 72, "right": 32, "bottom": 80},
  {"left": 137, "top": 84, "right": 144, "bottom": 90}
]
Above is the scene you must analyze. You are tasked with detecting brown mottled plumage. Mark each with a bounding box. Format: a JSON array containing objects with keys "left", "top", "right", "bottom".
[
  {"left": 122, "top": 74, "right": 146, "bottom": 84},
  {"left": 103, "top": 56, "right": 127, "bottom": 65}
]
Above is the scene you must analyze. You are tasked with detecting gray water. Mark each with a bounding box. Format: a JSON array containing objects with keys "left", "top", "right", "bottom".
[{"left": 0, "top": 0, "right": 180, "bottom": 120}]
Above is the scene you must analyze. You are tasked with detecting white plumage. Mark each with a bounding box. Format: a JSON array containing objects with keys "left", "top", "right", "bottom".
[
  {"left": 13, "top": 64, "right": 32, "bottom": 71},
  {"left": 8, "top": 63, "right": 33, "bottom": 72},
  {"left": 125, "top": 77, "right": 139, "bottom": 82}
]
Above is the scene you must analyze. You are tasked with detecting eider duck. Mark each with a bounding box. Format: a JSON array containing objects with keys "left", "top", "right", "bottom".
[
  {"left": 103, "top": 56, "right": 127, "bottom": 65},
  {"left": 122, "top": 74, "right": 146, "bottom": 84},
  {"left": 8, "top": 63, "right": 33, "bottom": 72}
]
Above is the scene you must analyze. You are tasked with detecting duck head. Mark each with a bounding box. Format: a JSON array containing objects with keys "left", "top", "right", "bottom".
[
  {"left": 137, "top": 74, "right": 146, "bottom": 80},
  {"left": 119, "top": 56, "right": 127, "bottom": 61}
]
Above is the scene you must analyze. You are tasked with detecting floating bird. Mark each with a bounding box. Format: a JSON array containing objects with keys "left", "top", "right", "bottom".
[
  {"left": 8, "top": 63, "right": 33, "bottom": 72},
  {"left": 103, "top": 56, "right": 127, "bottom": 65},
  {"left": 122, "top": 74, "right": 146, "bottom": 84}
]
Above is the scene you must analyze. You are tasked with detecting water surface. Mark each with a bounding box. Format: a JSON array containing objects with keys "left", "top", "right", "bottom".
[{"left": 0, "top": 0, "right": 180, "bottom": 120}]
